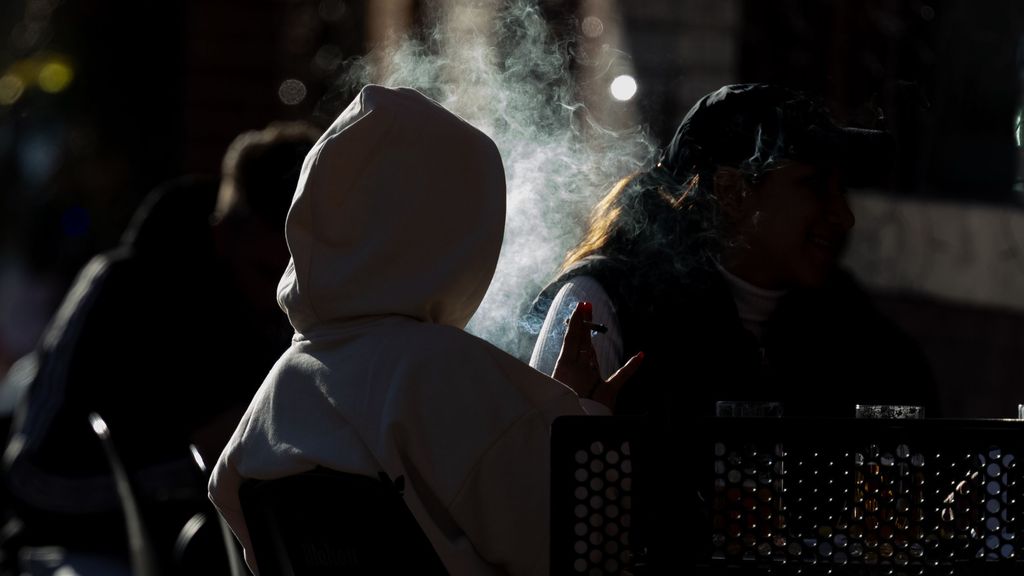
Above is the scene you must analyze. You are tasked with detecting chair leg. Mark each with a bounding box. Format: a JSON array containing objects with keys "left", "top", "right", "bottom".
[{"left": 88, "top": 412, "right": 160, "bottom": 576}]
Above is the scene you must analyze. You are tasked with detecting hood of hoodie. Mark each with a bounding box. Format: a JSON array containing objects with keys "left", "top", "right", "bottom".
[{"left": 278, "top": 85, "right": 506, "bottom": 335}]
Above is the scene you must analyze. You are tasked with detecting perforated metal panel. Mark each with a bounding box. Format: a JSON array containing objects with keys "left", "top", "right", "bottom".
[
  {"left": 704, "top": 418, "right": 1024, "bottom": 575},
  {"left": 552, "top": 416, "right": 651, "bottom": 575},
  {"left": 553, "top": 416, "right": 1024, "bottom": 575},
  {"left": 567, "top": 439, "right": 635, "bottom": 574}
]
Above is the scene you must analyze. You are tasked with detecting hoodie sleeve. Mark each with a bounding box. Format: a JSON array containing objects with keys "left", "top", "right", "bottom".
[
  {"left": 447, "top": 407, "right": 558, "bottom": 575},
  {"left": 444, "top": 359, "right": 587, "bottom": 576},
  {"left": 529, "top": 277, "right": 624, "bottom": 381},
  {"left": 208, "top": 411, "right": 260, "bottom": 576}
]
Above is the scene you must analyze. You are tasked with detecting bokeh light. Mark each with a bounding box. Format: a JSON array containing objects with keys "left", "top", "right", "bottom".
[
  {"left": 609, "top": 74, "right": 637, "bottom": 101},
  {"left": 0, "top": 74, "right": 25, "bottom": 105},
  {"left": 278, "top": 78, "right": 307, "bottom": 105},
  {"left": 313, "top": 44, "right": 344, "bottom": 75},
  {"left": 37, "top": 59, "right": 73, "bottom": 94},
  {"left": 582, "top": 16, "right": 604, "bottom": 38}
]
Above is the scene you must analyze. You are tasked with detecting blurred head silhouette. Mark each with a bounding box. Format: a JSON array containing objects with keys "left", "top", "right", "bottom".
[{"left": 212, "top": 121, "right": 320, "bottom": 319}]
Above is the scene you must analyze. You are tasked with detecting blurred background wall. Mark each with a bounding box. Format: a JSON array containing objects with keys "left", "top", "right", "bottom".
[{"left": 0, "top": 0, "right": 1021, "bottom": 417}]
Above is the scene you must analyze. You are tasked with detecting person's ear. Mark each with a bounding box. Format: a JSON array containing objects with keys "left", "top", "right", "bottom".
[{"left": 713, "top": 167, "right": 748, "bottom": 220}]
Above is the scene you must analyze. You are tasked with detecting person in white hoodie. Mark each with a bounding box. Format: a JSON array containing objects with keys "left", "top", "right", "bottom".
[{"left": 208, "top": 85, "right": 642, "bottom": 576}]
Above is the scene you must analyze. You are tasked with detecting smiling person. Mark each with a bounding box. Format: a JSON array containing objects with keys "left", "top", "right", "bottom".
[{"left": 528, "top": 83, "right": 938, "bottom": 424}]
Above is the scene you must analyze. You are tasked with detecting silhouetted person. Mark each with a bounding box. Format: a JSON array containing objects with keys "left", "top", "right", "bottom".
[
  {"left": 528, "top": 84, "right": 938, "bottom": 423},
  {"left": 526, "top": 83, "right": 939, "bottom": 571},
  {"left": 1, "top": 122, "right": 319, "bottom": 569},
  {"left": 209, "top": 85, "right": 641, "bottom": 576}
]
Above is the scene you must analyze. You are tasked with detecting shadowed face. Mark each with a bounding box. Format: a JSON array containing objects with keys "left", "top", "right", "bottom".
[
  {"left": 214, "top": 214, "right": 291, "bottom": 320},
  {"left": 724, "top": 161, "right": 855, "bottom": 289}
]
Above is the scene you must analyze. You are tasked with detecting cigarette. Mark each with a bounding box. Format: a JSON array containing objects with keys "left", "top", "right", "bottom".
[{"left": 565, "top": 318, "right": 608, "bottom": 334}]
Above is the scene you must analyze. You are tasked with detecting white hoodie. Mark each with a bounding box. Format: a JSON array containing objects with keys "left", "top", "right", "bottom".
[{"left": 209, "top": 85, "right": 586, "bottom": 576}]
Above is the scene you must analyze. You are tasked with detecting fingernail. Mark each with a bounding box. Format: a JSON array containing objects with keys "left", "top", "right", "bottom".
[
  {"left": 581, "top": 301, "right": 592, "bottom": 312},
  {"left": 636, "top": 351, "right": 645, "bottom": 361}
]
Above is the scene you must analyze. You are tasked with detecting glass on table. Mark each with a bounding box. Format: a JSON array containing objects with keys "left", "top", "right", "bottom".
[
  {"left": 715, "top": 401, "right": 784, "bottom": 418},
  {"left": 854, "top": 405, "right": 924, "bottom": 419}
]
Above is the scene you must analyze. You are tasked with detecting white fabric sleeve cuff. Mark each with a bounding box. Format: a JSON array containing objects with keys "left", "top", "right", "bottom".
[{"left": 528, "top": 276, "right": 623, "bottom": 380}]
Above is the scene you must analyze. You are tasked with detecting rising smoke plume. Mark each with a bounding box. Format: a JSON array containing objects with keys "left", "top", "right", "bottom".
[{"left": 341, "top": 0, "right": 655, "bottom": 359}]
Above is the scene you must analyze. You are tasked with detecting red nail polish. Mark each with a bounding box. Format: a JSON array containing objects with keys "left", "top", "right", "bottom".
[
  {"left": 636, "top": 351, "right": 645, "bottom": 361},
  {"left": 581, "top": 301, "right": 592, "bottom": 312}
]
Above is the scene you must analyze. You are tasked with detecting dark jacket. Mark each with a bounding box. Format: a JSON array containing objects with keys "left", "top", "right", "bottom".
[
  {"left": 529, "top": 255, "right": 939, "bottom": 427},
  {"left": 4, "top": 177, "right": 291, "bottom": 555},
  {"left": 528, "top": 255, "right": 938, "bottom": 569}
]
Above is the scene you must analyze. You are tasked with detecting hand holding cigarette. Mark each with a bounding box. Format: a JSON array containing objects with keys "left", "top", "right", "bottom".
[
  {"left": 552, "top": 301, "right": 643, "bottom": 410},
  {"left": 565, "top": 317, "right": 608, "bottom": 334}
]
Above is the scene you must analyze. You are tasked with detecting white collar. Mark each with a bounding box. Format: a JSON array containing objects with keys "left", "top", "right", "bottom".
[{"left": 714, "top": 262, "right": 788, "bottom": 337}]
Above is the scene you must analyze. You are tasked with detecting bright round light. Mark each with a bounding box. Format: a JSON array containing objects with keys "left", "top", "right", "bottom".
[
  {"left": 609, "top": 75, "right": 637, "bottom": 101},
  {"left": 88, "top": 412, "right": 109, "bottom": 438}
]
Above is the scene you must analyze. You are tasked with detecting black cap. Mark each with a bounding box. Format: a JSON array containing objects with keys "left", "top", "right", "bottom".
[{"left": 659, "top": 84, "right": 893, "bottom": 186}]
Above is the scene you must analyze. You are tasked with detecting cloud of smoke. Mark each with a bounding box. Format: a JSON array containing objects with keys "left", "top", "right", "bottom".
[{"left": 343, "top": 0, "right": 655, "bottom": 359}]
